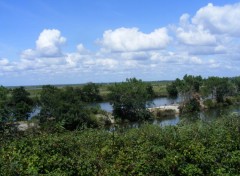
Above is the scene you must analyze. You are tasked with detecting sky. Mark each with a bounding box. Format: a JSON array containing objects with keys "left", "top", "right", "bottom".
[{"left": 1, "top": 0, "right": 240, "bottom": 86}]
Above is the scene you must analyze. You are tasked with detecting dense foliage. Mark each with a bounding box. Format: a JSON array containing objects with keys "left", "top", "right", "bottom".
[
  {"left": 167, "top": 75, "right": 240, "bottom": 113},
  {"left": 108, "top": 78, "right": 153, "bottom": 122},
  {"left": 39, "top": 85, "right": 104, "bottom": 130},
  {"left": 0, "top": 114, "right": 240, "bottom": 175},
  {"left": 1, "top": 76, "right": 240, "bottom": 175}
]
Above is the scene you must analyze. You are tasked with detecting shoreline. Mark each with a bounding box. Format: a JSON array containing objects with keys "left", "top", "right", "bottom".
[{"left": 148, "top": 104, "right": 180, "bottom": 114}]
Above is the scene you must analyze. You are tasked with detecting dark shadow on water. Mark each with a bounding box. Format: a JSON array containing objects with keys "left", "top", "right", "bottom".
[{"left": 105, "top": 105, "right": 240, "bottom": 131}]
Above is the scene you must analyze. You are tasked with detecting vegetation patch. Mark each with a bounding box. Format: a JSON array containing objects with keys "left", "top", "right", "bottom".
[
  {"left": 0, "top": 114, "right": 240, "bottom": 175},
  {"left": 151, "top": 108, "right": 176, "bottom": 119}
]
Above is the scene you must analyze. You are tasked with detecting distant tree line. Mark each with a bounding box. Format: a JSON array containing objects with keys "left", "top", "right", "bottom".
[
  {"left": 166, "top": 75, "right": 240, "bottom": 113},
  {"left": 1, "top": 75, "right": 240, "bottom": 133},
  {"left": 0, "top": 79, "right": 155, "bottom": 132},
  {"left": 0, "top": 83, "right": 104, "bottom": 133}
]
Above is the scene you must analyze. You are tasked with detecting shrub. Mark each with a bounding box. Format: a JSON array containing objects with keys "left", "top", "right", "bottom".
[{"left": 1, "top": 114, "right": 240, "bottom": 175}]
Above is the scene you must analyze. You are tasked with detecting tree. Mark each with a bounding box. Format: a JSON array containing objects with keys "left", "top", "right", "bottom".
[
  {"left": 232, "top": 76, "right": 240, "bottom": 93},
  {"left": 108, "top": 78, "right": 152, "bottom": 122},
  {"left": 0, "top": 86, "right": 10, "bottom": 133},
  {"left": 146, "top": 84, "right": 155, "bottom": 98},
  {"left": 81, "top": 83, "right": 102, "bottom": 102},
  {"left": 39, "top": 85, "right": 99, "bottom": 130},
  {"left": 10, "top": 87, "right": 33, "bottom": 121},
  {"left": 39, "top": 85, "right": 60, "bottom": 123},
  {"left": 168, "top": 75, "right": 203, "bottom": 113},
  {"left": 203, "top": 77, "right": 232, "bottom": 103},
  {"left": 166, "top": 82, "right": 178, "bottom": 98}
]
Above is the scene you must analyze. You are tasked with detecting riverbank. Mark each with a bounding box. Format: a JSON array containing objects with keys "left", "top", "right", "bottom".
[{"left": 148, "top": 104, "right": 180, "bottom": 114}]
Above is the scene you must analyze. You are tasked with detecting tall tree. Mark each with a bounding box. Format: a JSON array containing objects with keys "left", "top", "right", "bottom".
[
  {"left": 203, "top": 77, "right": 232, "bottom": 103},
  {"left": 0, "top": 86, "right": 10, "bottom": 132},
  {"left": 39, "top": 85, "right": 60, "bottom": 123},
  {"left": 81, "top": 83, "right": 102, "bottom": 102},
  {"left": 166, "top": 82, "right": 178, "bottom": 98},
  {"left": 10, "top": 87, "right": 33, "bottom": 121},
  {"left": 108, "top": 78, "right": 152, "bottom": 122}
]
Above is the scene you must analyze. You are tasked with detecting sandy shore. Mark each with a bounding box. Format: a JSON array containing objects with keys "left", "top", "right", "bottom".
[{"left": 148, "top": 104, "right": 180, "bottom": 114}]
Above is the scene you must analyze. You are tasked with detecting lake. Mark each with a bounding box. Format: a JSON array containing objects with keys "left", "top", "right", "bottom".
[
  {"left": 99, "top": 98, "right": 240, "bottom": 128},
  {"left": 30, "top": 97, "right": 240, "bottom": 128},
  {"left": 99, "top": 97, "right": 184, "bottom": 113}
]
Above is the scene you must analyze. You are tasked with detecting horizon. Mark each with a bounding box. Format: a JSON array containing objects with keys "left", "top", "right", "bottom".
[{"left": 1, "top": 0, "right": 240, "bottom": 86}]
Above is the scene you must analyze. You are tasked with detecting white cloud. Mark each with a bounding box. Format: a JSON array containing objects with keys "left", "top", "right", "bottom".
[
  {"left": 21, "top": 29, "right": 66, "bottom": 59},
  {"left": 189, "top": 56, "right": 202, "bottom": 64},
  {"left": 2, "top": 1, "right": 240, "bottom": 86},
  {"left": 76, "top": 44, "right": 89, "bottom": 54},
  {"left": 192, "top": 3, "right": 240, "bottom": 36},
  {"left": 96, "top": 58, "right": 118, "bottom": 70},
  {"left": 208, "top": 59, "right": 220, "bottom": 68},
  {"left": 99, "top": 27, "right": 171, "bottom": 52},
  {"left": 174, "top": 4, "right": 240, "bottom": 56},
  {"left": 36, "top": 29, "right": 66, "bottom": 57},
  {"left": 176, "top": 24, "right": 217, "bottom": 46},
  {"left": 120, "top": 51, "right": 150, "bottom": 60},
  {"left": 0, "top": 58, "right": 9, "bottom": 65}
]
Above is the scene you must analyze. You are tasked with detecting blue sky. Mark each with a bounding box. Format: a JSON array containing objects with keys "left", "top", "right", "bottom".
[{"left": 1, "top": 0, "right": 240, "bottom": 86}]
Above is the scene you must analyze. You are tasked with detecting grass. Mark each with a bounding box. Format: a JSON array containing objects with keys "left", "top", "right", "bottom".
[{"left": 21, "top": 81, "right": 171, "bottom": 100}]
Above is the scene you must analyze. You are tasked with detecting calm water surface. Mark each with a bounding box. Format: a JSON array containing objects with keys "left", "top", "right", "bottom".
[{"left": 31, "top": 97, "right": 240, "bottom": 127}]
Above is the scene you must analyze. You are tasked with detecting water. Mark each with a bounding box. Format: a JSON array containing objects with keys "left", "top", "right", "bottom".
[
  {"left": 199, "top": 105, "right": 240, "bottom": 121},
  {"left": 99, "top": 97, "right": 182, "bottom": 112},
  {"left": 98, "top": 97, "right": 182, "bottom": 127},
  {"left": 29, "top": 106, "right": 41, "bottom": 120},
  {"left": 30, "top": 97, "right": 240, "bottom": 128},
  {"left": 99, "top": 102, "right": 113, "bottom": 112}
]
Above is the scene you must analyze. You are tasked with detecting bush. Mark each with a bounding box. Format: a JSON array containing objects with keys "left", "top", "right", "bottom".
[
  {"left": 152, "top": 109, "right": 176, "bottom": 119},
  {"left": 203, "top": 99, "right": 216, "bottom": 109},
  {"left": 1, "top": 114, "right": 240, "bottom": 175},
  {"left": 108, "top": 78, "right": 153, "bottom": 122}
]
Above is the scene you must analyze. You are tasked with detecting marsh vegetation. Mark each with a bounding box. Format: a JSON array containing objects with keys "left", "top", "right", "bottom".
[{"left": 1, "top": 75, "right": 240, "bottom": 175}]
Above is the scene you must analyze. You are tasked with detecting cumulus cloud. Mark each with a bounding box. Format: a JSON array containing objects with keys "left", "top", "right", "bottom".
[
  {"left": 175, "top": 12, "right": 218, "bottom": 47},
  {"left": 0, "top": 58, "right": 9, "bottom": 65},
  {"left": 36, "top": 29, "right": 66, "bottom": 56},
  {"left": 2, "top": 2, "right": 240, "bottom": 85},
  {"left": 192, "top": 3, "right": 240, "bottom": 36},
  {"left": 173, "top": 3, "right": 240, "bottom": 56},
  {"left": 21, "top": 29, "right": 66, "bottom": 59},
  {"left": 176, "top": 25, "right": 217, "bottom": 46},
  {"left": 76, "top": 44, "right": 89, "bottom": 54},
  {"left": 98, "top": 27, "right": 171, "bottom": 52}
]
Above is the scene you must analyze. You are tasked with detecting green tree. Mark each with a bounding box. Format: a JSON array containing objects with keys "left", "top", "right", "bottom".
[
  {"left": 166, "top": 82, "right": 178, "bottom": 98},
  {"left": 39, "top": 85, "right": 60, "bottom": 123},
  {"left": 39, "top": 85, "right": 98, "bottom": 130},
  {"left": 10, "top": 87, "right": 33, "bottom": 121},
  {"left": 203, "top": 77, "right": 232, "bottom": 103},
  {"left": 108, "top": 78, "right": 152, "bottom": 122},
  {"left": 56, "top": 87, "right": 95, "bottom": 130},
  {"left": 146, "top": 84, "right": 155, "bottom": 98},
  {"left": 169, "top": 75, "right": 202, "bottom": 113},
  {"left": 0, "top": 86, "right": 10, "bottom": 133},
  {"left": 81, "top": 83, "right": 102, "bottom": 102},
  {"left": 232, "top": 76, "right": 240, "bottom": 93}
]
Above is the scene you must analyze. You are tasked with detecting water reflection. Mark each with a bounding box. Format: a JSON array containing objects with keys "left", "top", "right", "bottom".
[
  {"left": 105, "top": 105, "right": 240, "bottom": 131},
  {"left": 99, "top": 97, "right": 182, "bottom": 112}
]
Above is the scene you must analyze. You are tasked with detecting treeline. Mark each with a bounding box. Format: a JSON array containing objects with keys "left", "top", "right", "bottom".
[
  {"left": 0, "top": 83, "right": 106, "bottom": 133},
  {"left": 0, "top": 79, "right": 155, "bottom": 134},
  {"left": 0, "top": 114, "right": 240, "bottom": 175},
  {"left": 1, "top": 75, "right": 240, "bottom": 133},
  {"left": 166, "top": 75, "right": 240, "bottom": 113}
]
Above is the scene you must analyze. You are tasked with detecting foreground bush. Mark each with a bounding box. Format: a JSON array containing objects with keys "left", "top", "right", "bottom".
[{"left": 0, "top": 114, "right": 240, "bottom": 175}]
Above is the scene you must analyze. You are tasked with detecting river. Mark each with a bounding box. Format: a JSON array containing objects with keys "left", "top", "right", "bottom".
[
  {"left": 99, "top": 97, "right": 184, "bottom": 113},
  {"left": 99, "top": 98, "right": 240, "bottom": 128},
  {"left": 30, "top": 97, "right": 240, "bottom": 127}
]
